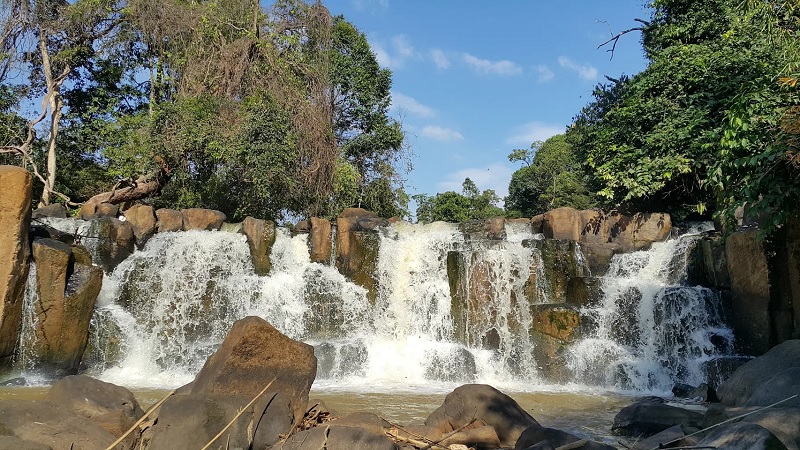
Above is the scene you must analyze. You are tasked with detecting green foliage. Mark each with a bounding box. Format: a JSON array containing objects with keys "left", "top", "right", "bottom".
[
  {"left": 506, "top": 134, "right": 594, "bottom": 217},
  {"left": 414, "top": 178, "right": 504, "bottom": 223}
]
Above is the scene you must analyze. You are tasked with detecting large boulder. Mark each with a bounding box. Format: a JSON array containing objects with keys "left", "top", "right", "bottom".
[
  {"left": 0, "top": 166, "right": 32, "bottom": 365},
  {"left": 31, "top": 203, "right": 67, "bottom": 219},
  {"left": 530, "top": 304, "right": 582, "bottom": 382},
  {"left": 336, "top": 208, "right": 386, "bottom": 302},
  {"left": 155, "top": 208, "right": 182, "bottom": 232},
  {"left": 45, "top": 375, "right": 143, "bottom": 438},
  {"left": 717, "top": 340, "right": 800, "bottom": 407},
  {"left": 166, "top": 316, "right": 318, "bottom": 447},
  {"left": 181, "top": 208, "right": 226, "bottom": 231},
  {"left": 0, "top": 399, "right": 117, "bottom": 450},
  {"left": 309, "top": 217, "right": 332, "bottom": 264},
  {"left": 696, "top": 422, "right": 788, "bottom": 450},
  {"left": 30, "top": 239, "right": 103, "bottom": 375},
  {"left": 281, "top": 425, "right": 399, "bottom": 450},
  {"left": 705, "top": 407, "right": 800, "bottom": 450},
  {"left": 425, "top": 384, "right": 539, "bottom": 447},
  {"left": 515, "top": 426, "right": 615, "bottom": 450},
  {"left": 612, "top": 397, "right": 703, "bottom": 437},
  {"left": 79, "top": 202, "right": 119, "bottom": 220},
  {"left": 0, "top": 436, "right": 53, "bottom": 450},
  {"left": 89, "top": 218, "right": 135, "bottom": 272},
  {"left": 242, "top": 217, "right": 276, "bottom": 275},
  {"left": 123, "top": 204, "right": 157, "bottom": 247}
]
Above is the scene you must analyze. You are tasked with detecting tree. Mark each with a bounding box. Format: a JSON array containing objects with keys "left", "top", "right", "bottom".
[
  {"left": 414, "top": 178, "right": 503, "bottom": 223},
  {"left": 506, "top": 134, "right": 594, "bottom": 217}
]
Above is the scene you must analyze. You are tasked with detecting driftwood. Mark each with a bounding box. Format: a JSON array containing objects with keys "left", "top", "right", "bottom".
[{"left": 84, "top": 178, "right": 164, "bottom": 207}]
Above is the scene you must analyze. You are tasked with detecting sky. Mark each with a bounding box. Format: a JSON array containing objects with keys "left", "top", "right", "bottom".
[{"left": 322, "top": 0, "right": 651, "bottom": 208}]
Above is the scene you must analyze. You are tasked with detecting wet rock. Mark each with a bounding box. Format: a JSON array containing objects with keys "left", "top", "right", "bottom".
[
  {"left": 0, "top": 399, "right": 117, "bottom": 450},
  {"left": 515, "top": 426, "right": 616, "bottom": 450},
  {"left": 337, "top": 209, "right": 384, "bottom": 302},
  {"left": 71, "top": 244, "right": 92, "bottom": 266},
  {"left": 425, "top": 384, "right": 539, "bottom": 447},
  {"left": 565, "top": 276, "right": 603, "bottom": 308},
  {"left": 626, "top": 424, "right": 691, "bottom": 450},
  {"left": 181, "top": 208, "right": 226, "bottom": 231},
  {"left": 31, "top": 203, "right": 67, "bottom": 219},
  {"left": 531, "top": 304, "right": 581, "bottom": 342},
  {"left": 612, "top": 397, "right": 703, "bottom": 437},
  {"left": 528, "top": 239, "right": 583, "bottom": 303},
  {"left": 705, "top": 406, "right": 800, "bottom": 450},
  {"left": 89, "top": 218, "right": 134, "bottom": 272},
  {"left": 717, "top": 340, "right": 800, "bottom": 407},
  {"left": 672, "top": 383, "right": 696, "bottom": 398},
  {"left": 123, "top": 203, "right": 157, "bottom": 247},
  {"left": 155, "top": 208, "right": 182, "bottom": 232},
  {"left": 531, "top": 214, "right": 545, "bottom": 233},
  {"left": 0, "top": 377, "right": 26, "bottom": 387},
  {"left": 79, "top": 202, "right": 118, "bottom": 220},
  {"left": 31, "top": 239, "right": 103, "bottom": 375},
  {"left": 0, "top": 166, "right": 32, "bottom": 366},
  {"left": 242, "top": 217, "right": 276, "bottom": 275},
  {"left": 697, "top": 422, "right": 788, "bottom": 450},
  {"left": 219, "top": 222, "right": 242, "bottom": 233},
  {"left": 281, "top": 425, "right": 399, "bottom": 450},
  {"left": 45, "top": 375, "right": 143, "bottom": 438},
  {"left": 745, "top": 367, "right": 800, "bottom": 408},
  {"left": 701, "top": 356, "right": 752, "bottom": 389},
  {"left": 459, "top": 217, "right": 507, "bottom": 241},
  {"left": 329, "top": 412, "right": 391, "bottom": 434},
  {"left": 295, "top": 220, "right": 311, "bottom": 233},
  {"left": 309, "top": 217, "right": 332, "bottom": 264},
  {"left": 688, "top": 383, "right": 719, "bottom": 403}
]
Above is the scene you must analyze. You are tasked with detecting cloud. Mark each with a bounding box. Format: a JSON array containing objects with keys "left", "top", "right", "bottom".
[
  {"left": 371, "top": 35, "right": 416, "bottom": 69},
  {"left": 536, "top": 65, "right": 555, "bottom": 82},
  {"left": 421, "top": 125, "right": 464, "bottom": 142},
  {"left": 391, "top": 92, "right": 436, "bottom": 118},
  {"left": 506, "top": 122, "right": 564, "bottom": 146},
  {"left": 438, "top": 163, "right": 516, "bottom": 200},
  {"left": 430, "top": 49, "right": 451, "bottom": 69},
  {"left": 558, "top": 56, "right": 598, "bottom": 81},
  {"left": 462, "top": 53, "right": 522, "bottom": 76}
]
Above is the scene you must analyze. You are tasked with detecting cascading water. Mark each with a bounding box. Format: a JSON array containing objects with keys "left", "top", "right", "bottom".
[{"left": 568, "top": 224, "right": 735, "bottom": 392}]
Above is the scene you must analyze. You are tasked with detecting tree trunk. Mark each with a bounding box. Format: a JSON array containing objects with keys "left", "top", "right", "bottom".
[{"left": 37, "top": 28, "right": 69, "bottom": 207}]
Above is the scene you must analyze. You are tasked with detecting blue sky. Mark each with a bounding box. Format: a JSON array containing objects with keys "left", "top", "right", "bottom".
[{"left": 323, "top": 0, "right": 651, "bottom": 207}]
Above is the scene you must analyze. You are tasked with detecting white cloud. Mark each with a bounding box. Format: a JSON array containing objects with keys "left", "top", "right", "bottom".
[
  {"left": 421, "top": 125, "right": 464, "bottom": 142},
  {"left": 371, "top": 35, "right": 416, "bottom": 69},
  {"left": 506, "top": 122, "right": 564, "bottom": 146},
  {"left": 462, "top": 53, "right": 522, "bottom": 76},
  {"left": 558, "top": 56, "right": 598, "bottom": 81},
  {"left": 430, "top": 48, "right": 451, "bottom": 69},
  {"left": 391, "top": 92, "right": 436, "bottom": 118},
  {"left": 438, "top": 163, "right": 516, "bottom": 200},
  {"left": 536, "top": 65, "right": 555, "bottom": 83}
]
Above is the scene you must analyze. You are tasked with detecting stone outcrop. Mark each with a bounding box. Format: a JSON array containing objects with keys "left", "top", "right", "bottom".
[
  {"left": 336, "top": 208, "right": 386, "bottom": 302},
  {"left": 242, "top": 216, "right": 276, "bottom": 275},
  {"left": 696, "top": 422, "right": 788, "bottom": 450},
  {"left": 155, "top": 208, "right": 182, "bottom": 232},
  {"left": 425, "top": 384, "right": 539, "bottom": 447},
  {"left": 0, "top": 166, "right": 32, "bottom": 366},
  {"left": 530, "top": 304, "right": 582, "bottom": 382},
  {"left": 181, "top": 208, "right": 226, "bottom": 231},
  {"left": 123, "top": 204, "right": 157, "bottom": 247},
  {"left": 459, "top": 217, "right": 507, "bottom": 241},
  {"left": 515, "top": 425, "right": 615, "bottom": 450},
  {"left": 718, "top": 339, "right": 800, "bottom": 407},
  {"left": 45, "top": 375, "right": 143, "bottom": 438},
  {"left": 30, "top": 239, "right": 103, "bottom": 375},
  {"left": 612, "top": 397, "right": 703, "bottom": 437},
  {"left": 309, "top": 217, "right": 332, "bottom": 264},
  {"left": 526, "top": 239, "right": 585, "bottom": 304},
  {"left": 79, "top": 202, "right": 118, "bottom": 220},
  {"left": 88, "top": 218, "right": 134, "bottom": 272},
  {"left": 31, "top": 203, "right": 67, "bottom": 219}
]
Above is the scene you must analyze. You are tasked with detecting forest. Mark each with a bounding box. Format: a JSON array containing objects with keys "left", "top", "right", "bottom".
[{"left": 1, "top": 0, "right": 799, "bottom": 235}]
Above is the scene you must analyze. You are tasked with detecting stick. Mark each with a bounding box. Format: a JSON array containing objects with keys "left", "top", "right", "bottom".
[
  {"left": 647, "top": 394, "right": 799, "bottom": 450},
  {"left": 556, "top": 440, "right": 587, "bottom": 450},
  {"left": 382, "top": 419, "right": 448, "bottom": 450},
  {"left": 385, "top": 429, "right": 449, "bottom": 450},
  {"left": 104, "top": 389, "right": 176, "bottom": 450},
  {"left": 421, "top": 418, "right": 478, "bottom": 450},
  {"left": 200, "top": 378, "right": 277, "bottom": 450}
]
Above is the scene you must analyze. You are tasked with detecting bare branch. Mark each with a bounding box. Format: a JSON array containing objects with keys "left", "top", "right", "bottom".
[{"left": 596, "top": 18, "right": 649, "bottom": 60}]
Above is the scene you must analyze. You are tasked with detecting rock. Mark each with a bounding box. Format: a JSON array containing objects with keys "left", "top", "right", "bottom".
[
  {"left": 0, "top": 436, "right": 53, "bottom": 450},
  {"left": 30, "top": 239, "right": 103, "bottom": 375},
  {"left": 627, "top": 424, "right": 691, "bottom": 450},
  {"left": 79, "top": 202, "right": 119, "bottom": 220},
  {"left": 743, "top": 408, "right": 800, "bottom": 450},
  {"left": 530, "top": 304, "right": 582, "bottom": 382},
  {"left": 190, "top": 316, "right": 316, "bottom": 444},
  {"left": 531, "top": 214, "right": 545, "bottom": 233},
  {"left": 701, "top": 356, "right": 753, "bottom": 389},
  {"left": 295, "top": 220, "right": 311, "bottom": 233},
  {"left": 89, "top": 218, "right": 134, "bottom": 272},
  {"left": 0, "top": 377, "right": 26, "bottom": 386},
  {"left": 219, "top": 222, "right": 243, "bottom": 233},
  {"left": 0, "top": 166, "right": 32, "bottom": 365},
  {"left": 717, "top": 340, "right": 800, "bottom": 406},
  {"left": 242, "top": 217, "right": 277, "bottom": 275},
  {"left": 329, "top": 412, "right": 391, "bottom": 434},
  {"left": 515, "top": 426, "right": 616, "bottom": 450},
  {"left": 688, "top": 383, "right": 719, "bottom": 403},
  {"left": 31, "top": 203, "right": 67, "bottom": 219},
  {"left": 459, "top": 218, "right": 507, "bottom": 241},
  {"left": 542, "top": 207, "right": 584, "bottom": 241},
  {"left": 71, "top": 245, "right": 92, "bottom": 266},
  {"left": 565, "top": 276, "right": 603, "bottom": 308},
  {"left": 0, "top": 399, "right": 117, "bottom": 450},
  {"left": 672, "top": 383, "right": 696, "bottom": 398},
  {"left": 612, "top": 398, "right": 703, "bottom": 437},
  {"left": 123, "top": 204, "right": 157, "bottom": 247},
  {"left": 155, "top": 208, "right": 182, "bottom": 232},
  {"left": 181, "top": 208, "right": 226, "bottom": 231},
  {"left": 336, "top": 210, "right": 384, "bottom": 302},
  {"left": 45, "top": 375, "right": 143, "bottom": 437},
  {"left": 528, "top": 239, "right": 584, "bottom": 303},
  {"left": 425, "top": 384, "right": 539, "bottom": 447},
  {"left": 745, "top": 368, "right": 800, "bottom": 408},
  {"left": 309, "top": 217, "right": 332, "bottom": 264},
  {"left": 281, "top": 425, "right": 399, "bottom": 450},
  {"left": 697, "top": 422, "right": 788, "bottom": 450}
]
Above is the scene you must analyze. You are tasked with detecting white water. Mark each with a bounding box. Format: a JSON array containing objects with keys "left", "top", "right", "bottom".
[{"left": 568, "top": 223, "right": 735, "bottom": 393}]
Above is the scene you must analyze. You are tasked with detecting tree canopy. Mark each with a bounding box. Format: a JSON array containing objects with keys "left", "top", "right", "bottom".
[{"left": 414, "top": 178, "right": 503, "bottom": 223}]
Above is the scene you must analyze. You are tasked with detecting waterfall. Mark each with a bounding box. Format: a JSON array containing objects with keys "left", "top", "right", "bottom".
[{"left": 568, "top": 224, "right": 735, "bottom": 392}]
